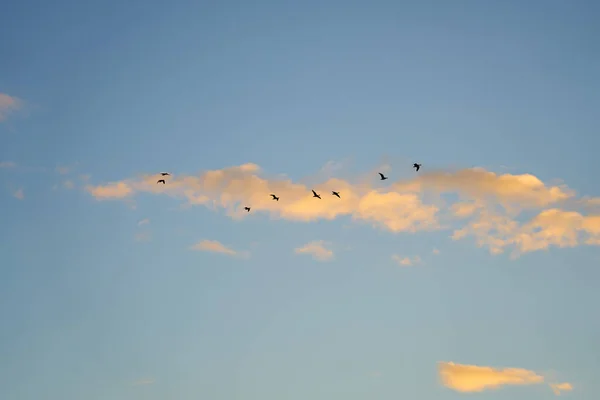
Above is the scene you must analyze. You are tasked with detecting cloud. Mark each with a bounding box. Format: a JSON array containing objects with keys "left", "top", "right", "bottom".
[
  {"left": 0, "top": 93, "right": 22, "bottom": 121},
  {"left": 63, "top": 180, "right": 74, "bottom": 189},
  {"left": 82, "top": 162, "right": 600, "bottom": 257},
  {"left": 0, "top": 161, "right": 16, "bottom": 168},
  {"left": 56, "top": 166, "right": 71, "bottom": 175},
  {"left": 132, "top": 378, "right": 154, "bottom": 386},
  {"left": 86, "top": 181, "right": 133, "bottom": 199},
  {"left": 12, "top": 188, "right": 24, "bottom": 200},
  {"left": 550, "top": 382, "right": 573, "bottom": 395},
  {"left": 134, "top": 231, "right": 151, "bottom": 242},
  {"left": 438, "top": 361, "right": 544, "bottom": 393},
  {"left": 294, "top": 240, "right": 334, "bottom": 261},
  {"left": 392, "top": 254, "right": 421, "bottom": 266},
  {"left": 190, "top": 239, "right": 247, "bottom": 257},
  {"left": 137, "top": 218, "right": 150, "bottom": 226},
  {"left": 432, "top": 248, "right": 440, "bottom": 255}
]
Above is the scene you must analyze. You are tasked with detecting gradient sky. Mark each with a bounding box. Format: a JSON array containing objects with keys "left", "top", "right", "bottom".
[{"left": 1, "top": 1, "right": 599, "bottom": 399}]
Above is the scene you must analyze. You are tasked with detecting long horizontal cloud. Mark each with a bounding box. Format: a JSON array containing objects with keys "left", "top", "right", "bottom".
[
  {"left": 84, "top": 162, "right": 600, "bottom": 257},
  {"left": 438, "top": 361, "right": 572, "bottom": 395},
  {"left": 190, "top": 239, "right": 248, "bottom": 258},
  {"left": 294, "top": 240, "right": 334, "bottom": 261}
]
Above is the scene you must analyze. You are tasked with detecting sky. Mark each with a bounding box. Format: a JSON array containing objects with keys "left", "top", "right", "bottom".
[{"left": 1, "top": 0, "right": 599, "bottom": 399}]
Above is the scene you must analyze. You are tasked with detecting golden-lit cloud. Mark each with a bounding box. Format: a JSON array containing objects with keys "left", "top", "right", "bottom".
[
  {"left": 550, "top": 382, "right": 573, "bottom": 395},
  {"left": 190, "top": 239, "right": 247, "bottom": 258},
  {"left": 83, "top": 162, "right": 600, "bottom": 257},
  {"left": 392, "top": 254, "right": 421, "bottom": 266},
  {"left": 0, "top": 93, "right": 22, "bottom": 121},
  {"left": 438, "top": 361, "right": 544, "bottom": 393},
  {"left": 294, "top": 240, "right": 334, "bottom": 261}
]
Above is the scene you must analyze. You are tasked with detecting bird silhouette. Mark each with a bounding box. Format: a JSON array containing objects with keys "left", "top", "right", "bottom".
[
  {"left": 312, "top": 190, "right": 321, "bottom": 199},
  {"left": 378, "top": 172, "right": 388, "bottom": 180},
  {"left": 413, "top": 163, "right": 421, "bottom": 172},
  {"left": 270, "top": 194, "right": 279, "bottom": 201},
  {"left": 160, "top": 172, "right": 170, "bottom": 176},
  {"left": 157, "top": 179, "right": 166, "bottom": 184},
  {"left": 244, "top": 207, "right": 251, "bottom": 212},
  {"left": 332, "top": 191, "right": 341, "bottom": 198}
]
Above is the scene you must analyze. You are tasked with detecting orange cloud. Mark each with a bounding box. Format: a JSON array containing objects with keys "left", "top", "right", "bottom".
[
  {"left": 550, "top": 382, "right": 573, "bottom": 395},
  {"left": 0, "top": 93, "right": 22, "bottom": 121},
  {"left": 83, "top": 162, "right": 600, "bottom": 257},
  {"left": 392, "top": 254, "right": 421, "bottom": 266},
  {"left": 294, "top": 240, "right": 334, "bottom": 261},
  {"left": 438, "top": 361, "right": 544, "bottom": 393},
  {"left": 190, "top": 239, "right": 247, "bottom": 258}
]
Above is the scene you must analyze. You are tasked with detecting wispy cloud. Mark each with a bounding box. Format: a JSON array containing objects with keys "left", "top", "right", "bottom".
[
  {"left": 56, "top": 166, "right": 71, "bottom": 175},
  {"left": 134, "top": 231, "right": 152, "bottom": 242},
  {"left": 82, "top": 162, "right": 600, "bottom": 257},
  {"left": 63, "top": 180, "right": 74, "bottom": 189},
  {"left": 550, "top": 382, "right": 573, "bottom": 395},
  {"left": 294, "top": 240, "right": 334, "bottom": 261},
  {"left": 12, "top": 188, "right": 24, "bottom": 200},
  {"left": 432, "top": 248, "right": 440, "bottom": 255},
  {"left": 0, "top": 93, "right": 22, "bottom": 121},
  {"left": 137, "top": 218, "right": 150, "bottom": 226},
  {"left": 438, "top": 361, "right": 572, "bottom": 396},
  {"left": 392, "top": 254, "right": 421, "bottom": 266},
  {"left": 0, "top": 161, "right": 16, "bottom": 168},
  {"left": 132, "top": 378, "right": 154, "bottom": 386},
  {"left": 190, "top": 239, "right": 247, "bottom": 258}
]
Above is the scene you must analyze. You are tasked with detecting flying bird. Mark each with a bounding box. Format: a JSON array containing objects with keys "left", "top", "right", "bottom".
[
  {"left": 378, "top": 172, "right": 388, "bottom": 180},
  {"left": 332, "top": 191, "right": 340, "bottom": 198},
  {"left": 244, "top": 207, "right": 251, "bottom": 212},
  {"left": 270, "top": 194, "right": 279, "bottom": 201},
  {"left": 413, "top": 163, "right": 422, "bottom": 172},
  {"left": 157, "top": 179, "right": 166, "bottom": 184},
  {"left": 312, "top": 190, "right": 321, "bottom": 199},
  {"left": 160, "top": 172, "right": 170, "bottom": 176}
]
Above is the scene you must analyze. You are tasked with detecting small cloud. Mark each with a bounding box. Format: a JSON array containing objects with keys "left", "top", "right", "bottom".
[
  {"left": 137, "top": 218, "right": 150, "bottom": 226},
  {"left": 392, "top": 254, "right": 421, "bottom": 266},
  {"left": 0, "top": 161, "right": 16, "bottom": 168},
  {"left": 550, "top": 382, "right": 573, "bottom": 396},
  {"left": 86, "top": 182, "right": 133, "bottom": 199},
  {"left": 294, "top": 240, "right": 334, "bottom": 261},
  {"left": 132, "top": 378, "right": 154, "bottom": 386},
  {"left": 369, "top": 371, "right": 383, "bottom": 378},
  {"left": 0, "top": 93, "right": 22, "bottom": 121},
  {"left": 134, "top": 231, "right": 152, "bottom": 242},
  {"left": 63, "top": 180, "right": 74, "bottom": 189},
  {"left": 56, "top": 166, "right": 70, "bottom": 175},
  {"left": 438, "top": 361, "right": 544, "bottom": 393},
  {"left": 190, "top": 239, "right": 245, "bottom": 257},
  {"left": 12, "top": 188, "right": 24, "bottom": 200},
  {"left": 432, "top": 248, "right": 440, "bottom": 255}
]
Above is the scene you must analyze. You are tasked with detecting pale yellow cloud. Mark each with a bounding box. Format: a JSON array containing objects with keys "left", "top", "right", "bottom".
[
  {"left": 83, "top": 162, "right": 600, "bottom": 257},
  {"left": 438, "top": 361, "right": 544, "bottom": 393},
  {"left": 0, "top": 93, "right": 22, "bottom": 121},
  {"left": 294, "top": 240, "right": 334, "bottom": 261},
  {"left": 86, "top": 181, "right": 133, "bottom": 199},
  {"left": 550, "top": 382, "right": 573, "bottom": 395},
  {"left": 392, "top": 254, "right": 421, "bottom": 266},
  {"left": 190, "top": 239, "right": 247, "bottom": 258}
]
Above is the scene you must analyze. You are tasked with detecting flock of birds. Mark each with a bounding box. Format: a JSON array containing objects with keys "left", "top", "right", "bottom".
[{"left": 155, "top": 163, "right": 423, "bottom": 212}]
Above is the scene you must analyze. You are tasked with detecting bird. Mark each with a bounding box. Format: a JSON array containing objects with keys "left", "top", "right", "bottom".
[
  {"left": 312, "top": 190, "right": 321, "bottom": 199},
  {"left": 157, "top": 179, "right": 166, "bottom": 184},
  {"left": 332, "top": 191, "right": 341, "bottom": 198},
  {"left": 244, "top": 207, "right": 251, "bottom": 212},
  {"left": 160, "top": 172, "right": 170, "bottom": 176},
  {"left": 378, "top": 172, "right": 388, "bottom": 180},
  {"left": 270, "top": 194, "right": 279, "bottom": 201},
  {"left": 413, "top": 163, "right": 422, "bottom": 172}
]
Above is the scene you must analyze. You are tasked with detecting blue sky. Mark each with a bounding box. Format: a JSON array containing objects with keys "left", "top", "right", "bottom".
[{"left": 1, "top": 0, "right": 599, "bottom": 399}]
